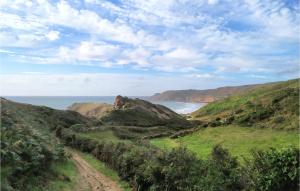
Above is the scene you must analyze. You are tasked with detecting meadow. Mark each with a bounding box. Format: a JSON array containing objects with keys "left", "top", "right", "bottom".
[{"left": 151, "top": 125, "right": 299, "bottom": 160}]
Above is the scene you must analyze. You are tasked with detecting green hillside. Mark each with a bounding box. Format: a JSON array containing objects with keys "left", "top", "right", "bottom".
[
  {"left": 151, "top": 125, "right": 299, "bottom": 160},
  {"left": 151, "top": 79, "right": 299, "bottom": 160},
  {"left": 1, "top": 98, "right": 98, "bottom": 131},
  {"left": 0, "top": 98, "right": 87, "bottom": 191},
  {"left": 191, "top": 79, "right": 299, "bottom": 129}
]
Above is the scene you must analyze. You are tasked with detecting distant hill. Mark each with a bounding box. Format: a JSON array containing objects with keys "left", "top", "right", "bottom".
[
  {"left": 191, "top": 79, "right": 299, "bottom": 129},
  {"left": 149, "top": 84, "right": 263, "bottom": 103},
  {"left": 69, "top": 95, "right": 190, "bottom": 128}
]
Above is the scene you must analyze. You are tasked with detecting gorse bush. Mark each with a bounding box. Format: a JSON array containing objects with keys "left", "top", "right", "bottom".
[
  {"left": 201, "top": 145, "right": 243, "bottom": 191},
  {"left": 150, "top": 147, "right": 202, "bottom": 190},
  {"left": 58, "top": 128, "right": 299, "bottom": 191},
  {"left": 245, "top": 147, "right": 299, "bottom": 191},
  {"left": 1, "top": 125, "right": 66, "bottom": 190}
]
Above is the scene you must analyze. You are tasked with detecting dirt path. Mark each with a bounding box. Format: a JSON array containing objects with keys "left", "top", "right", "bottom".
[{"left": 72, "top": 152, "right": 123, "bottom": 191}]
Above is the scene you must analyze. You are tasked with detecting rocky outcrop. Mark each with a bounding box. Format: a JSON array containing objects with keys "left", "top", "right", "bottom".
[
  {"left": 68, "top": 96, "right": 191, "bottom": 128},
  {"left": 114, "top": 95, "right": 126, "bottom": 110},
  {"left": 105, "top": 96, "right": 191, "bottom": 127}
]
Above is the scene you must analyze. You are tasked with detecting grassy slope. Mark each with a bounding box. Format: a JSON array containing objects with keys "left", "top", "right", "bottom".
[
  {"left": 191, "top": 79, "right": 299, "bottom": 129},
  {"left": 78, "top": 129, "right": 122, "bottom": 142},
  {"left": 152, "top": 79, "right": 299, "bottom": 160},
  {"left": 1, "top": 98, "right": 97, "bottom": 131},
  {"left": 1, "top": 98, "right": 94, "bottom": 190},
  {"left": 151, "top": 126, "right": 299, "bottom": 160},
  {"left": 77, "top": 125, "right": 177, "bottom": 141},
  {"left": 74, "top": 150, "right": 131, "bottom": 191}
]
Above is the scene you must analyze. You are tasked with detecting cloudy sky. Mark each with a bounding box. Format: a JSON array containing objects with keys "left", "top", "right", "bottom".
[{"left": 0, "top": 0, "right": 299, "bottom": 96}]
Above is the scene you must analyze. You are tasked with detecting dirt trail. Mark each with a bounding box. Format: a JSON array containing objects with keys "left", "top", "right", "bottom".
[{"left": 72, "top": 152, "right": 123, "bottom": 191}]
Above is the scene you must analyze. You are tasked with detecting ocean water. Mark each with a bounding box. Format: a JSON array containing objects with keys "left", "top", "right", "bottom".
[{"left": 4, "top": 96, "right": 206, "bottom": 114}]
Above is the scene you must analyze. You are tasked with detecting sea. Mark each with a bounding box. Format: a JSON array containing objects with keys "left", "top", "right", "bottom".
[{"left": 4, "top": 96, "right": 206, "bottom": 114}]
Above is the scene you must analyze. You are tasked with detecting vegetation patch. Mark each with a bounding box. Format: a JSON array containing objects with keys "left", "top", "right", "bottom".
[
  {"left": 29, "top": 159, "right": 78, "bottom": 191},
  {"left": 58, "top": 126, "right": 299, "bottom": 191},
  {"left": 192, "top": 79, "right": 299, "bottom": 130},
  {"left": 150, "top": 126, "right": 299, "bottom": 160},
  {"left": 0, "top": 124, "right": 76, "bottom": 191}
]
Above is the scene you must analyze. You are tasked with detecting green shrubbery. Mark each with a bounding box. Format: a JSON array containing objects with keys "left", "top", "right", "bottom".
[
  {"left": 1, "top": 125, "right": 66, "bottom": 191},
  {"left": 244, "top": 147, "right": 299, "bottom": 191},
  {"left": 58, "top": 128, "right": 299, "bottom": 191},
  {"left": 192, "top": 79, "right": 299, "bottom": 130}
]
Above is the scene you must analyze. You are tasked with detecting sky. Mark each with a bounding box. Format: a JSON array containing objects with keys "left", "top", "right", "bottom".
[{"left": 0, "top": 0, "right": 299, "bottom": 96}]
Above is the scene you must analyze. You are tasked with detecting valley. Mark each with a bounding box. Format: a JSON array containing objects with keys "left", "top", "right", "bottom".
[{"left": 1, "top": 78, "right": 299, "bottom": 191}]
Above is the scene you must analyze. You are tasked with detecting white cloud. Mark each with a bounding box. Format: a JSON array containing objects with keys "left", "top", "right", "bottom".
[
  {"left": 120, "top": 47, "right": 152, "bottom": 67},
  {"left": 150, "top": 48, "right": 206, "bottom": 72},
  {"left": 249, "top": 74, "right": 268, "bottom": 79},
  {"left": 207, "top": 0, "right": 219, "bottom": 5},
  {"left": 46, "top": 31, "right": 60, "bottom": 41},
  {"left": 194, "top": 73, "right": 214, "bottom": 78},
  {"left": 58, "top": 41, "right": 120, "bottom": 64},
  {"left": 0, "top": 0, "right": 298, "bottom": 78}
]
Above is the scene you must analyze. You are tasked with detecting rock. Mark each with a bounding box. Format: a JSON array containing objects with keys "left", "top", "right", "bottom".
[{"left": 114, "top": 95, "right": 126, "bottom": 110}]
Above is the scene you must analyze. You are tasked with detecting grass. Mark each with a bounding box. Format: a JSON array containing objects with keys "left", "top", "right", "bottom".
[
  {"left": 29, "top": 159, "right": 79, "bottom": 191},
  {"left": 151, "top": 126, "right": 299, "bottom": 160},
  {"left": 75, "top": 150, "right": 132, "bottom": 191},
  {"left": 78, "top": 129, "right": 126, "bottom": 143}
]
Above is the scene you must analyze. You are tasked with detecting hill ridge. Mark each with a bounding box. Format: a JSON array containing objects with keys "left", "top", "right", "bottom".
[{"left": 149, "top": 81, "right": 282, "bottom": 103}]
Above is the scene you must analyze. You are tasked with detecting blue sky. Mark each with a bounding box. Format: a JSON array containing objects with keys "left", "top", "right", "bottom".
[{"left": 0, "top": 0, "right": 299, "bottom": 96}]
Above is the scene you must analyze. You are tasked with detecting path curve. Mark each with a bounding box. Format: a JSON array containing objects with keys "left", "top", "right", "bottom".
[{"left": 72, "top": 152, "right": 123, "bottom": 191}]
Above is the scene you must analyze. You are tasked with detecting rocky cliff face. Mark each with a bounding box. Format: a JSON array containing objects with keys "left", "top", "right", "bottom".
[{"left": 114, "top": 95, "right": 127, "bottom": 110}]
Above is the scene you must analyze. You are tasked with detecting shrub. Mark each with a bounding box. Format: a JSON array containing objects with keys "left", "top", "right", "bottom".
[
  {"left": 1, "top": 125, "right": 66, "bottom": 190},
  {"left": 198, "top": 145, "right": 243, "bottom": 191},
  {"left": 245, "top": 147, "right": 299, "bottom": 191},
  {"left": 273, "top": 116, "right": 285, "bottom": 124},
  {"left": 236, "top": 105, "right": 273, "bottom": 126},
  {"left": 151, "top": 147, "right": 202, "bottom": 191},
  {"left": 58, "top": 127, "right": 299, "bottom": 191},
  {"left": 209, "top": 120, "right": 222, "bottom": 127}
]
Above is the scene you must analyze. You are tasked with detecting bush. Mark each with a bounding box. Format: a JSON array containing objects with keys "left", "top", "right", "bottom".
[
  {"left": 58, "top": 127, "right": 299, "bottom": 191},
  {"left": 236, "top": 105, "right": 273, "bottom": 126},
  {"left": 245, "top": 147, "right": 299, "bottom": 191},
  {"left": 150, "top": 147, "right": 203, "bottom": 191},
  {"left": 198, "top": 145, "right": 243, "bottom": 191},
  {"left": 273, "top": 116, "right": 285, "bottom": 124},
  {"left": 209, "top": 120, "right": 222, "bottom": 127},
  {"left": 1, "top": 125, "right": 66, "bottom": 190}
]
